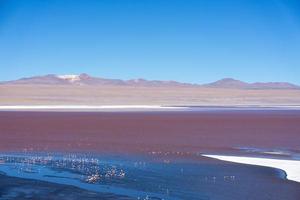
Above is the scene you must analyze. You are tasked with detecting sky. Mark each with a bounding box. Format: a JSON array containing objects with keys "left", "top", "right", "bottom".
[{"left": 0, "top": 0, "right": 300, "bottom": 84}]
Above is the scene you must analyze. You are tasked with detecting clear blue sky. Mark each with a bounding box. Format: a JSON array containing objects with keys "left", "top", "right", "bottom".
[{"left": 0, "top": 0, "right": 300, "bottom": 84}]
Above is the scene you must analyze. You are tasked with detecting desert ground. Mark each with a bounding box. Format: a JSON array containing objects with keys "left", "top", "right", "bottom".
[{"left": 1, "top": 84, "right": 300, "bottom": 106}]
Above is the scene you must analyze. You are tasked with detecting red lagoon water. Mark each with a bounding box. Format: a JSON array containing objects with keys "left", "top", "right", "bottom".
[{"left": 0, "top": 110, "right": 299, "bottom": 154}]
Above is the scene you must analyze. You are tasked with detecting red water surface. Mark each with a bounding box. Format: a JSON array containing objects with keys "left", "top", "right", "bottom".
[{"left": 0, "top": 110, "right": 299, "bottom": 153}]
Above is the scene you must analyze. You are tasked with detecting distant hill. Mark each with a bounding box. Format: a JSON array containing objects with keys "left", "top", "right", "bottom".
[
  {"left": 1, "top": 74, "right": 299, "bottom": 89},
  {"left": 203, "top": 78, "right": 248, "bottom": 88},
  {"left": 204, "top": 78, "right": 300, "bottom": 89}
]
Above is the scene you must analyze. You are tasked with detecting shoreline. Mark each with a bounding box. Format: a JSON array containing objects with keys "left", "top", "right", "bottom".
[
  {"left": 0, "top": 105, "right": 300, "bottom": 112},
  {"left": 203, "top": 154, "right": 300, "bottom": 183},
  {"left": 0, "top": 105, "right": 187, "bottom": 112}
]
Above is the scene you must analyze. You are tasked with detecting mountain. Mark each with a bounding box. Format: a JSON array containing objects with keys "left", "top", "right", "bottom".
[
  {"left": 2, "top": 73, "right": 126, "bottom": 86},
  {"left": 1, "top": 74, "right": 299, "bottom": 89},
  {"left": 249, "top": 82, "right": 300, "bottom": 89},
  {"left": 204, "top": 78, "right": 249, "bottom": 88},
  {"left": 204, "top": 78, "right": 300, "bottom": 89},
  {"left": 0, "top": 73, "right": 195, "bottom": 87}
]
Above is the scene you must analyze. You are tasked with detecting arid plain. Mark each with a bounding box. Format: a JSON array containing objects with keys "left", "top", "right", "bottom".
[{"left": 1, "top": 84, "right": 300, "bottom": 106}]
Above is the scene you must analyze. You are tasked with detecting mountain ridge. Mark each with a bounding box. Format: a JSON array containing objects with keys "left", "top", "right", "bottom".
[{"left": 1, "top": 74, "right": 299, "bottom": 90}]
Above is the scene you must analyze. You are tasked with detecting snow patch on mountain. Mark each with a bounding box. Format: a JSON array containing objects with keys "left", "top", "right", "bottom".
[{"left": 57, "top": 75, "right": 81, "bottom": 83}]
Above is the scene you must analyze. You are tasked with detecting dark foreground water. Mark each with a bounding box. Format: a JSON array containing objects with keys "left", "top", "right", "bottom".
[{"left": 0, "top": 152, "right": 300, "bottom": 200}]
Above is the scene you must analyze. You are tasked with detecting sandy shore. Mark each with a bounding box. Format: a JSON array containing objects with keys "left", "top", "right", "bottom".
[{"left": 203, "top": 155, "right": 300, "bottom": 183}]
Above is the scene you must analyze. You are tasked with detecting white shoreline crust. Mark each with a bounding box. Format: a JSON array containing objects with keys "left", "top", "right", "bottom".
[
  {"left": 0, "top": 105, "right": 300, "bottom": 111},
  {"left": 203, "top": 154, "right": 300, "bottom": 183},
  {"left": 0, "top": 105, "right": 186, "bottom": 111}
]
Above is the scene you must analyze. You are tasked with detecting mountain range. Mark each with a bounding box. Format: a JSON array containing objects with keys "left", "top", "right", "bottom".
[{"left": 1, "top": 74, "right": 299, "bottom": 90}]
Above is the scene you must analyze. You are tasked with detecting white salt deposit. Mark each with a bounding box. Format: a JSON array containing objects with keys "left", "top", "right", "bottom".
[
  {"left": 0, "top": 105, "right": 186, "bottom": 111},
  {"left": 203, "top": 154, "right": 300, "bottom": 183}
]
